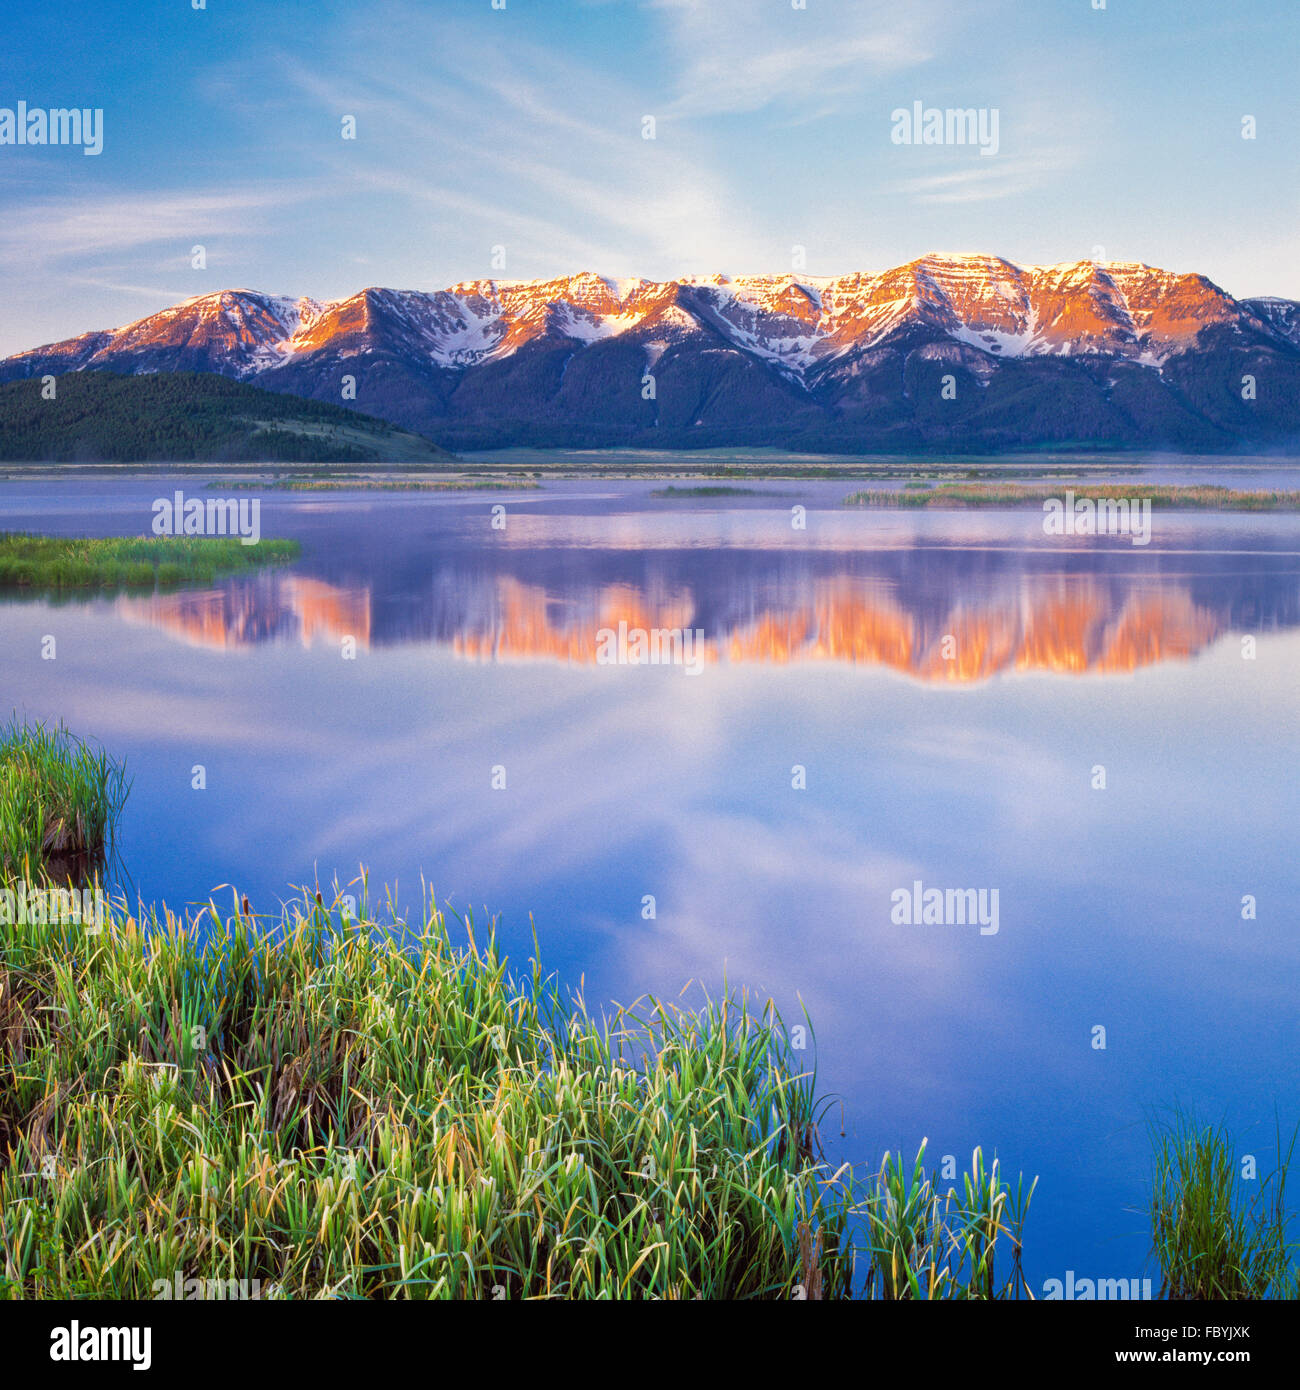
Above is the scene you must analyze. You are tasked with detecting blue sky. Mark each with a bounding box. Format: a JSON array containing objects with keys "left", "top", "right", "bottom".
[{"left": 2, "top": 0, "right": 1296, "bottom": 354}]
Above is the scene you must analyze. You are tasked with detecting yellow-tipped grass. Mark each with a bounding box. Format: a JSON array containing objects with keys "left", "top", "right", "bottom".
[
  {"left": 862, "top": 1142, "right": 1035, "bottom": 1299},
  {"left": 0, "top": 885, "right": 853, "bottom": 1299}
]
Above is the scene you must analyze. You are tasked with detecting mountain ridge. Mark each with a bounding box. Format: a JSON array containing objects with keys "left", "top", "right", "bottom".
[
  {"left": 0, "top": 372, "right": 456, "bottom": 463},
  {"left": 5, "top": 254, "right": 1299, "bottom": 453}
]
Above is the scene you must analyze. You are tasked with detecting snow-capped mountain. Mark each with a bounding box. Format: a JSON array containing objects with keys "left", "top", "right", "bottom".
[{"left": 5, "top": 255, "right": 1299, "bottom": 451}]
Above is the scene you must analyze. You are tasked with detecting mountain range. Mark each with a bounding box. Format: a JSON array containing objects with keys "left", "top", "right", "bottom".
[{"left": 5, "top": 254, "right": 1299, "bottom": 453}]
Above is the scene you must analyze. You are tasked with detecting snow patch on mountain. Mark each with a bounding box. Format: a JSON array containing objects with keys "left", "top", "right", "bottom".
[{"left": 4, "top": 257, "right": 1290, "bottom": 391}]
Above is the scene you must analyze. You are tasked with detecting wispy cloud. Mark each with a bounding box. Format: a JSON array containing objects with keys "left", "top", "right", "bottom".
[
  {"left": 0, "top": 186, "right": 305, "bottom": 272},
  {"left": 1, "top": 0, "right": 1293, "bottom": 354},
  {"left": 648, "top": 0, "right": 945, "bottom": 118},
  {"left": 251, "top": 15, "right": 771, "bottom": 279},
  {"left": 883, "top": 155, "right": 1066, "bottom": 206}
]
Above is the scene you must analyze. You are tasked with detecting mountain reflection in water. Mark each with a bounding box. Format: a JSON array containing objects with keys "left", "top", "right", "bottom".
[
  {"left": 113, "top": 544, "right": 1298, "bottom": 682},
  {"left": 6, "top": 479, "right": 1300, "bottom": 1293}
]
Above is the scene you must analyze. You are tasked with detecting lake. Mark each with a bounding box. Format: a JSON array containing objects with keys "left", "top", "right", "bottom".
[{"left": 2, "top": 470, "right": 1298, "bottom": 1293}]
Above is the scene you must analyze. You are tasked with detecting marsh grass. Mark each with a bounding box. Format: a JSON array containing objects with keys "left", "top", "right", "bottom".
[
  {"left": 650, "top": 486, "right": 768, "bottom": 497},
  {"left": 862, "top": 1142, "right": 1035, "bottom": 1299},
  {"left": 0, "top": 719, "right": 128, "bottom": 884},
  {"left": 1148, "top": 1112, "right": 1298, "bottom": 1299},
  {"left": 843, "top": 484, "right": 1300, "bottom": 510},
  {"left": 0, "top": 533, "right": 300, "bottom": 592},
  {"left": 0, "top": 884, "right": 855, "bottom": 1299},
  {"left": 206, "top": 478, "right": 536, "bottom": 492}
]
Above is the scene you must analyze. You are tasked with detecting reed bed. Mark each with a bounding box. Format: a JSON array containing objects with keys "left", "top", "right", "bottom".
[
  {"left": 0, "top": 533, "right": 299, "bottom": 591},
  {"left": 0, "top": 719, "right": 128, "bottom": 883},
  {"left": 842, "top": 484, "right": 1300, "bottom": 510},
  {"left": 1148, "top": 1112, "right": 1297, "bottom": 1299},
  {"left": 0, "top": 886, "right": 855, "bottom": 1299}
]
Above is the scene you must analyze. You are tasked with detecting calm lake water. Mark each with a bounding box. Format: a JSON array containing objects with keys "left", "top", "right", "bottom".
[{"left": 3, "top": 472, "right": 1299, "bottom": 1292}]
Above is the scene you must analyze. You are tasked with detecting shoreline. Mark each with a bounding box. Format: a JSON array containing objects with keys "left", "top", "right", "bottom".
[{"left": 3, "top": 445, "right": 1300, "bottom": 485}]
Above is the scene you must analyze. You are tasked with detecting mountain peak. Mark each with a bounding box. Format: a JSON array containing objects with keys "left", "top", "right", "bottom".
[{"left": 4, "top": 255, "right": 1297, "bottom": 454}]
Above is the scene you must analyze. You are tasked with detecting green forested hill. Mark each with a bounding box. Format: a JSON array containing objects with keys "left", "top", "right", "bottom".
[{"left": 0, "top": 371, "right": 456, "bottom": 463}]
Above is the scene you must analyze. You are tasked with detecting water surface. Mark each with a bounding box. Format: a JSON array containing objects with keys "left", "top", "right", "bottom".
[{"left": 3, "top": 473, "right": 1298, "bottom": 1292}]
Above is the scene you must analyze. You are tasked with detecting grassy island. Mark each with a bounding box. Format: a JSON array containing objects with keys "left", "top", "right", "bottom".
[
  {"left": 650, "top": 485, "right": 769, "bottom": 498},
  {"left": 206, "top": 477, "right": 537, "bottom": 492},
  {"left": 0, "top": 533, "right": 300, "bottom": 592},
  {"left": 843, "top": 484, "right": 1300, "bottom": 510}
]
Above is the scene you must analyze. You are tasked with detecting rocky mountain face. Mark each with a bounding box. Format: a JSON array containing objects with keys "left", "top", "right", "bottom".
[{"left": 5, "top": 255, "right": 1298, "bottom": 452}]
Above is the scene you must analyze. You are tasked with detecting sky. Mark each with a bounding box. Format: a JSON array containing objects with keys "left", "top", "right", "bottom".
[{"left": 1, "top": 0, "right": 1297, "bottom": 355}]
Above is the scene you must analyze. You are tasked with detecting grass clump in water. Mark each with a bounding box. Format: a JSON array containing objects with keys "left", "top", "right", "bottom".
[
  {"left": 861, "top": 1142, "right": 1035, "bottom": 1299},
  {"left": 650, "top": 485, "right": 768, "bottom": 497},
  {"left": 0, "top": 533, "right": 300, "bottom": 592},
  {"left": 0, "top": 885, "right": 854, "bottom": 1299},
  {"left": 207, "top": 477, "right": 537, "bottom": 492},
  {"left": 0, "top": 719, "right": 127, "bottom": 884},
  {"left": 1148, "top": 1111, "right": 1298, "bottom": 1299},
  {"left": 842, "top": 484, "right": 1300, "bottom": 510}
]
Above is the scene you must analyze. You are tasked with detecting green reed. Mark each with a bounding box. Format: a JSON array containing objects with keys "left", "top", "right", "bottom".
[
  {"left": 0, "top": 719, "right": 128, "bottom": 884},
  {"left": 0, "top": 532, "right": 299, "bottom": 592},
  {"left": 861, "top": 1141, "right": 1035, "bottom": 1299},
  {"left": 1148, "top": 1111, "right": 1297, "bottom": 1299},
  {"left": 0, "top": 884, "right": 855, "bottom": 1299}
]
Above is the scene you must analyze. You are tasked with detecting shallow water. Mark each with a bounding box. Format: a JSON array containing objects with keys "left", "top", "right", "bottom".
[{"left": 3, "top": 473, "right": 1298, "bottom": 1292}]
